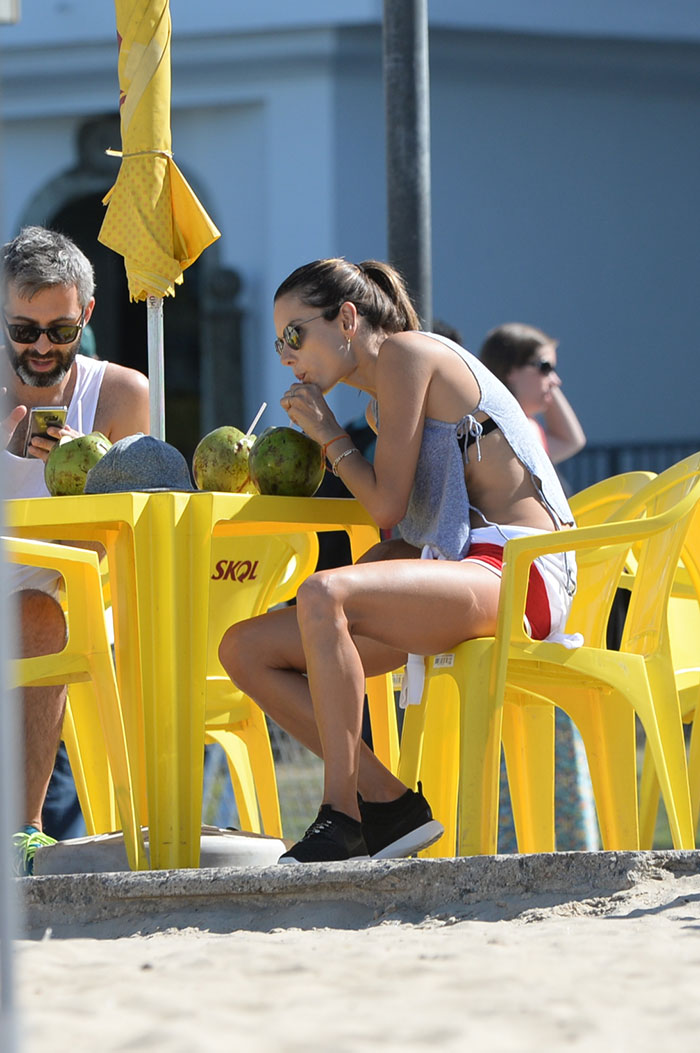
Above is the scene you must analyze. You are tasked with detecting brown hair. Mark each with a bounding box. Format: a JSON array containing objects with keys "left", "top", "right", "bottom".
[
  {"left": 274, "top": 258, "right": 420, "bottom": 333},
  {"left": 479, "top": 322, "right": 556, "bottom": 385}
]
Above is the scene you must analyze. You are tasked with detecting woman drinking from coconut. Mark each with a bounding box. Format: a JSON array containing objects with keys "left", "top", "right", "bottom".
[{"left": 219, "top": 258, "right": 578, "bottom": 863}]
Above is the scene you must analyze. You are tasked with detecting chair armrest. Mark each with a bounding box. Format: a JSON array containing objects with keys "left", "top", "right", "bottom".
[
  {"left": 2, "top": 536, "right": 102, "bottom": 575},
  {"left": 494, "top": 489, "right": 700, "bottom": 652}
]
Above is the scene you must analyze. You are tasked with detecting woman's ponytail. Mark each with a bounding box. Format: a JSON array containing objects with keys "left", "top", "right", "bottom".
[
  {"left": 274, "top": 257, "right": 420, "bottom": 334},
  {"left": 357, "top": 260, "right": 420, "bottom": 332}
]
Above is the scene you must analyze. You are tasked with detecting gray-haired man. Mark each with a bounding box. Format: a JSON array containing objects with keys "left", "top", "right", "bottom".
[{"left": 1, "top": 225, "right": 149, "bottom": 874}]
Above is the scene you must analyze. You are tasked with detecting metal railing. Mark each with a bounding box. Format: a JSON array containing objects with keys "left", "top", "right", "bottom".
[{"left": 560, "top": 439, "right": 700, "bottom": 496}]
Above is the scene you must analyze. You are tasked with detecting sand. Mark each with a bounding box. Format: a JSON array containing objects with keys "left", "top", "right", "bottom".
[{"left": 13, "top": 864, "right": 700, "bottom": 1052}]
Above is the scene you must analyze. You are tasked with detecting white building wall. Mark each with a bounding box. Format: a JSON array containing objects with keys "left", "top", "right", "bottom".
[{"left": 428, "top": 32, "right": 700, "bottom": 443}]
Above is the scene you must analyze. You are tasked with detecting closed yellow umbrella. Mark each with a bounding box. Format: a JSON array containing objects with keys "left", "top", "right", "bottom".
[{"left": 99, "top": 0, "right": 220, "bottom": 437}]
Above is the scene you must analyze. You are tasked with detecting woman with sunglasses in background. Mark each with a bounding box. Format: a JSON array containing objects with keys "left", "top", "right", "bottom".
[
  {"left": 479, "top": 322, "right": 586, "bottom": 465},
  {"left": 479, "top": 322, "right": 597, "bottom": 853},
  {"left": 220, "top": 259, "right": 580, "bottom": 863}
]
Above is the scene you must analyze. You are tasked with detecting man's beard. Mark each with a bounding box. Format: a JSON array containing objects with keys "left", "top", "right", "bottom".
[{"left": 7, "top": 337, "right": 81, "bottom": 388}]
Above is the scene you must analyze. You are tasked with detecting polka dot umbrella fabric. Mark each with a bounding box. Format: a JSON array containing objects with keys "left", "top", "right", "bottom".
[{"left": 98, "top": 0, "right": 220, "bottom": 301}]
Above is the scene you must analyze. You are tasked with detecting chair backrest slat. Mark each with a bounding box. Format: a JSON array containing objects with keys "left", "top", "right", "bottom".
[{"left": 619, "top": 452, "right": 700, "bottom": 656}]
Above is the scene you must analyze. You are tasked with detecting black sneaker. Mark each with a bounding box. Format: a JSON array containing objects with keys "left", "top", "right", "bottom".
[
  {"left": 278, "top": 805, "right": 370, "bottom": 864},
  {"left": 359, "top": 782, "right": 444, "bottom": 859}
]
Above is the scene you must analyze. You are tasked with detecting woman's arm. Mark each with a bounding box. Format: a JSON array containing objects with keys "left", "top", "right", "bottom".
[
  {"left": 541, "top": 386, "right": 586, "bottom": 464},
  {"left": 353, "top": 335, "right": 432, "bottom": 527},
  {"left": 282, "top": 335, "right": 437, "bottom": 530}
]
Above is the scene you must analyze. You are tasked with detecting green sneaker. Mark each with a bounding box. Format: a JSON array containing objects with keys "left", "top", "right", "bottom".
[{"left": 12, "top": 826, "right": 57, "bottom": 876}]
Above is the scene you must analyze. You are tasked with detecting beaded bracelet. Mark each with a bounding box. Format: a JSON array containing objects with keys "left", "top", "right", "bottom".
[
  {"left": 331, "top": 447, "right": 360, "bottom": 476},
  {"left": 321, "top": 433, "right": 349, "bottom": 460}
]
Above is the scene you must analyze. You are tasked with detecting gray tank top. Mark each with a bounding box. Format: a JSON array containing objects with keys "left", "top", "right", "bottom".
[{"left": 374, "top": 333, "right": 575, "bottom": 562}]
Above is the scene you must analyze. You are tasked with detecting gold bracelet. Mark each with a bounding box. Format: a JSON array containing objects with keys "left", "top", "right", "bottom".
[{"left": 331, "top": 447, "right": 360, "bottom": 476}]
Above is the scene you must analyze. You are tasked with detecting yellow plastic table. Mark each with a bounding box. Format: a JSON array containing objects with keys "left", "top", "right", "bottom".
[{"left": 6, "top": 491, "right": 397, "bottom": 869}]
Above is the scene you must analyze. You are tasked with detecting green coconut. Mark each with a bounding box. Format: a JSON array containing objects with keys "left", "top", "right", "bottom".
[
  {"left": 44, "top": 432, "right": 112, "bottom": 496},
  {"left": 249, "top": 426, "right": 325, "bottom": 497},
  {"left": 192, "top": 426, "right": 260, "bottom": 493}
]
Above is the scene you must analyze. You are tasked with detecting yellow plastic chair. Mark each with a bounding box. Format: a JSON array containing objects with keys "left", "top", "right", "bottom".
[
  {"left": 396, "top": 470, "right": 659, "bottom": 857},
  {"left": 204, "top": 531, "right": 320, "bottom": 836},
  {"left": 400, "top": 453, "right": 700, "bottom": 856},
  {"left": 571, "top": 473, "right": 700, "bottom": 848},
  {"left": 397, "top": 470, "right": 660, "bottom": 858},
  {"left": 484, "top": 454, "right": 700, "bottom": 854},
  {"left": 497, "top": 471, "right": 657, "bottom": 855},
  {"left": 638, "top": 503, "right": 700, "bottom": 845},
  {"left": 568, "top": 471, "right": 657, "bottom": 526},
  {"left": 4, "top": 536, "right": 148, "bottom": 871},
  {"left": 205, "top": 528, "right": 400, "bottom": 833},
  {"left": 53, "top": 552, "right": 123, "bottom": 839}
]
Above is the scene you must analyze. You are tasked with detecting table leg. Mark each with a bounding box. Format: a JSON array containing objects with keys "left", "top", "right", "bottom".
[{"left": 131, "top": 495, "right": 207, "bottom": 869}]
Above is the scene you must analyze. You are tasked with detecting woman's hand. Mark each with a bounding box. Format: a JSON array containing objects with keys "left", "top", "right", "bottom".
[
  {"left": 280, "top": 382, "right": 342, "bottom": 445},
  {"left": 542, "top": 386, "right": 586, "bottom": 464}
]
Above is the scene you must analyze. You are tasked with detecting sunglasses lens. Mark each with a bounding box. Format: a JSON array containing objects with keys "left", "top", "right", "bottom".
[
  {"left": 49, "top": 325, "right": 80, "bottom": 344},
  {"left": 283, "top": 325, "right": 302, "bottom": 350},
  {"left": 8, "top": 324, "right": 39, "bottom": 343}
]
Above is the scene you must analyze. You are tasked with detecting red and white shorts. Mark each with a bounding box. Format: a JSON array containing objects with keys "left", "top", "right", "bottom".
[
  {"left": 463, "top": 525, "right": 576, "bottom": 640},
  {"left": 399, "top": 526, "right": 581, "bottom": 708}
]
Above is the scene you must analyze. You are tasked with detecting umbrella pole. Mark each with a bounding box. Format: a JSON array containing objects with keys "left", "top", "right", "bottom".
[
  {"left": 147, "top": 295, "right": 166, "bottom": 440},
  {"left": 383, "top": 0, "right": 433, "bottom": 328}
]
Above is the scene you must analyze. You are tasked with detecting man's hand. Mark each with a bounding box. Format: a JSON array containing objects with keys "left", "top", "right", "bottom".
[
  {"left": 1, "top": 388, "right": 27, "bottom": 451},
  {"left": 25, "top": 424, "right": 81, "bottom": 463}
]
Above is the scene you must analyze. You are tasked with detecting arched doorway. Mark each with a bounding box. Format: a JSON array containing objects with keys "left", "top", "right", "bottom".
[{"left": 19, "top": 114, "right": 244, "bottom": 462}]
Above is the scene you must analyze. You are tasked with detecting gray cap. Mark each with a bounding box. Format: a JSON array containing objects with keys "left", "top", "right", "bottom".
[{"left": 84, "top": 433, "right": 194, "bottom": 494}]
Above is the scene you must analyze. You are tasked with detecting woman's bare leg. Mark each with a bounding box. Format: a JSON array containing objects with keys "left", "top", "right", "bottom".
[
  {"left": 295, "top": 558, "right": 501, "bottom": 816},
  {"left": 218, "top": 537, "right": 421, "bottom": 811},
  {"left": 220, "top": 556, "right": 501, "bottom": 818},
  {"left": 219, "top": 603, "right": 410, "bottom": 809}
]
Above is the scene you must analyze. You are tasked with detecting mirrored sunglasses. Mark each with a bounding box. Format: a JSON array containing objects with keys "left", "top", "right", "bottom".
[
  {"left": 3, "top": 310, "right": 85, "bottom": 345},
  {"left": 274, "top": 312, "right": 327, "bottom": 357}
]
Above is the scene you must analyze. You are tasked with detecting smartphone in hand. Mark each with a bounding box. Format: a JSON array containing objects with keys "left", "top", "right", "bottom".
[{"left": 23, "top": 406, "right": 68, "bottom": 457}]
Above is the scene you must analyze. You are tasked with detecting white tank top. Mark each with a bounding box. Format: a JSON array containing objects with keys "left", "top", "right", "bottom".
[
  {"left": 3, "top": 354, "right": 108, "bottom": 593},
  {"left": 2, "top": 354, "right": 108, "bottom": 500}
]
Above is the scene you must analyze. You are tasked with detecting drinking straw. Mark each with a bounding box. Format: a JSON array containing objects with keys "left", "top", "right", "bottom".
[{"left": 245, "top": 402, "right": 267, "bottom": 437}]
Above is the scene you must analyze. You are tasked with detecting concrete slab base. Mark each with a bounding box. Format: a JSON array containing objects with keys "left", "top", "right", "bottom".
[
  {"left": 32, "top": 825, "right": 286, "bottom": 876},
  {"left": 20, "top": 849, "right": 700, "bottom": 940}
]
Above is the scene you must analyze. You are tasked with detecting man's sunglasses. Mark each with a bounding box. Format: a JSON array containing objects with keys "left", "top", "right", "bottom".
[
  {"left": 527, "top": 359, "right": 556, "bottom": 376},
  {"left": 3, "top": 310, "right": 85, "bottom": 346},
  {"left": 274, "top": 312, "right": 327, "bottom": 357}
]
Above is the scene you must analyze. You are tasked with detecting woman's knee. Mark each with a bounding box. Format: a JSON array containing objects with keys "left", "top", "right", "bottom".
[
  {"left": 218, "top": 606, "right": 303, "bottom": 686},
  {"left": 296, "top": 570, "right": 346, "bottom": 630},
  {"left": 218, "top": 618, "right": 257, "bottom": 685}
]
